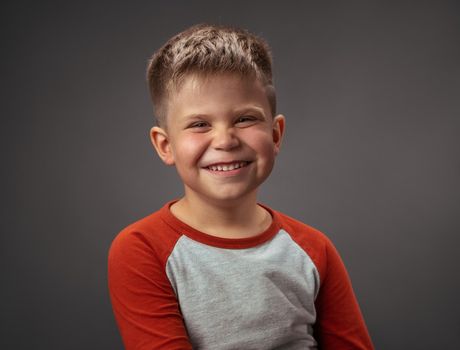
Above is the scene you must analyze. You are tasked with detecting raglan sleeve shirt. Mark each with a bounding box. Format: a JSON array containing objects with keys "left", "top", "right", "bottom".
[{"left": 108, "top": 202, "right": 373, "bottom": 350}]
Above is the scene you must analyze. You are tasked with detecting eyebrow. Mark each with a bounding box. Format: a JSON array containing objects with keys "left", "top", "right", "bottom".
[
  {"left": 180, "top": 113, "right": 208, "bottom": 122},
  {"left": 234, "top": 105, "right": 266, "bottom": 116},
  {"left": 179, "top": 105, "right": 267, "bottom": 123}
]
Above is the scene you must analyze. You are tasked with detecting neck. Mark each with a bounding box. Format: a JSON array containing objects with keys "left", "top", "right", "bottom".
[{"left": 171, "top": 191, "right": 271, "bottom": 239}]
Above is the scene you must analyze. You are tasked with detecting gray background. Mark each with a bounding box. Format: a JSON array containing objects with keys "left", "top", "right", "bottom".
[{"left": 1, "top": 1, "right": 459, "bottom": 349}]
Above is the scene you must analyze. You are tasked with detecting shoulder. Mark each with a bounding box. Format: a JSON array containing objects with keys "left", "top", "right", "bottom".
[
  {"left": 274, "top": 209, "right": 332, "bottom": 252},
  {"left": 108, "top": 204, "right": 182, "bottom": 268},
  {"left": 272, "top": 209, "right": 339, "bottom": 281}
]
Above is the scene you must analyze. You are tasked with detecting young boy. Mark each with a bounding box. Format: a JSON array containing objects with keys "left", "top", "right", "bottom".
[{"left": 108, "top": 24, "right": 373, "bottom": 350}]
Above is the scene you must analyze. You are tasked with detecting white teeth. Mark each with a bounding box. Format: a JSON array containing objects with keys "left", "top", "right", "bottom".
[{"left": 208, "top": 162, "right": 248, "bottom": 172}]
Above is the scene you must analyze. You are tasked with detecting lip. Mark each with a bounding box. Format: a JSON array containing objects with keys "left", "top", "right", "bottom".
[
  {"left": 202, "top": 160, "right": 251, "bottom": 167},
  {"left": 202, "top": 160, "right": 252, "bottom": 176}
]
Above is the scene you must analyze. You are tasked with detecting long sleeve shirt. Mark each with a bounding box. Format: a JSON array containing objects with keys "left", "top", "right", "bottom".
[{"left": 108, "top": 201, "right": 374, "bottom": 349}]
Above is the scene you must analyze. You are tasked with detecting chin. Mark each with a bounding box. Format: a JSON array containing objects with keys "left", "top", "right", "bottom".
[{"left": 207, "top": 188, "right": 257, "bottom": 204}]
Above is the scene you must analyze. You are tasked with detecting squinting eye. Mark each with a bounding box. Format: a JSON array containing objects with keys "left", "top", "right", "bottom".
[
  {"left": 236, "top": 116, "right": 256, "bottom": 123},
  {"left": 190, "top": 121, "right": 209, "bottom": 128}
]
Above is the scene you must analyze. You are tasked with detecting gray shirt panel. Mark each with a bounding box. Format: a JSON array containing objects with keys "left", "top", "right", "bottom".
[{"left": 166, "top": 229, "right": 320, "bottom": 350}]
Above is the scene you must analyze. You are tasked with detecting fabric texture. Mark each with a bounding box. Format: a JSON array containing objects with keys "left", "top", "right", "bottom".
[{"left": 108, "top": 201, "right": 374, "bottom": 349}]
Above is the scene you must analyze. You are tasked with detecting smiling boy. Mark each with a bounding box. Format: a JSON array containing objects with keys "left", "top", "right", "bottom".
[
  {"left": 151, "top": 72, "right": 282, "bottom": 239},
  {"left": 108, "top": 24, "right": 373, "bottom": 349}
]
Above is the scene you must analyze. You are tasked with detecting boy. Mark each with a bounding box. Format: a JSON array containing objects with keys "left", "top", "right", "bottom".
[{"left": 108, "top": 24, "right": 373, "bottom": 349}]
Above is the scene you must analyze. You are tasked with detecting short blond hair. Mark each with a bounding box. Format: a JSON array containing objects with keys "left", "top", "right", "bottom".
[{"left": 147, "top": 24, "right": 276, "bottom": 126}]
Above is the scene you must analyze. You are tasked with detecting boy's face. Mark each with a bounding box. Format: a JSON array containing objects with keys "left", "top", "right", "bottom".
[{"left": 151, "top": 73, "right": 285, "bottom": 206}]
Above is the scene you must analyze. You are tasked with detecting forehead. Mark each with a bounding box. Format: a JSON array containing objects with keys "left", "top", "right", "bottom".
[{"left": 165, "top": 73, "right": 270, "bottom": 121}]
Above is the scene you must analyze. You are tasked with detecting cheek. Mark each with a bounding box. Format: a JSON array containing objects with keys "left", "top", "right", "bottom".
[
  {"left": 244, "top": 129, "right": 276, "bottom": 156},
  {"left": 173, "top": 135, "right": 207, "bottom": 164}
]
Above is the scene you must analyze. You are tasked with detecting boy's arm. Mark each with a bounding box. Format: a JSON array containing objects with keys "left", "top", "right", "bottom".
[
  {"left": 314, "top": 240, "right": 374, "bottom": 350},
  {"left": 108, "top": 230, "right": 193, "bottom": 350}
]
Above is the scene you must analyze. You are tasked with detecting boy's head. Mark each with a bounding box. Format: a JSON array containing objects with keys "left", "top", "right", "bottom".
[
  {"left": 147, "top": 24, "right": 285, "bottom": 207},
  {"left": 147, "top": 24, "right": 276, "bottom": 127}
]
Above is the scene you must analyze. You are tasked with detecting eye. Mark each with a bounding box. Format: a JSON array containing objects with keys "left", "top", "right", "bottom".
[
  {"left": 236, "top": 115, "right": 257, "bottom": 124},
  {"left": 189, "top": 121, "right": 209, "bottom": 129}
]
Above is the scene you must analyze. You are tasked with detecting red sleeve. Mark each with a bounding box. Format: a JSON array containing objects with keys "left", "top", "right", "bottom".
[
  {"left": 108, "top": 224, "right": 193, "bottom": 350},
  {"left": 313, "top": 239, "right": 374, "bottom": 350},
  {"left": 277, "top": 212, "right": 373, "bottom": 350}
]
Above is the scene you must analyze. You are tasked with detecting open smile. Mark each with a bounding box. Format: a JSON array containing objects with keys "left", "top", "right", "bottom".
[{"left": 204, "top": 161, "right": 251, "bottom": 172}]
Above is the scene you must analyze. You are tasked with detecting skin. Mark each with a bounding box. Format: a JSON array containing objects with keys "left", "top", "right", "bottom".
[{"left": 150, "top": 73, "right": 285, "bottom": 238}]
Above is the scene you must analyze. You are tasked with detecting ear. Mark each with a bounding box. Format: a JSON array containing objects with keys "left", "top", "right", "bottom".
[
  {"left": 272, "top": 114, "right": 285, "bottom": 156},
  {"left": 150, "top": 126, "right": 175, "bottom": 165}
]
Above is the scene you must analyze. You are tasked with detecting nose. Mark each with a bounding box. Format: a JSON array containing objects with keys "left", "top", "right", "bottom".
[{"left": 212, "top": 126, "right": 240, "bottom": 151}]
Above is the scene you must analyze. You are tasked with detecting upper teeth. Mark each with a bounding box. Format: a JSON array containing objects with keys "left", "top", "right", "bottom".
[{"left": 208, "top": 162, "right": 248, "bottom": 171}]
